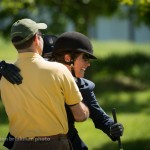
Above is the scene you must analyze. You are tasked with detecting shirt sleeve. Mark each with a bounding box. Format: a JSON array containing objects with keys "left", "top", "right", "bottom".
[{"left": 57, "top": 64, "right": 82, "bottom": 105}]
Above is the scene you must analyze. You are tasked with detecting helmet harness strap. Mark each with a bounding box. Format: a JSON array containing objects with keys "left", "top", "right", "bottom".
[
  {"left": 63, "top": 52, "right": 76, "bottom": 77},
  {"left": 70, "top": 59, "right": 76, "bottom": 77}
]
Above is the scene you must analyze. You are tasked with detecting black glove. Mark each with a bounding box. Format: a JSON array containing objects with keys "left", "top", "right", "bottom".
[
  {"left": 0, "top": 61, "right": 23, "bottom": 84},
  {"left": 3, "top": 133, "right": 15, "bottom": 149},
  {"left": 110, "top": 123, "right": 124, "bottom": 139}
]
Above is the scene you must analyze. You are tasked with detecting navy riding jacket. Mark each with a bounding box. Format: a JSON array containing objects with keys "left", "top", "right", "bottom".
[{"left": 66, "top": 78, "right": 115, "bottom": 150}]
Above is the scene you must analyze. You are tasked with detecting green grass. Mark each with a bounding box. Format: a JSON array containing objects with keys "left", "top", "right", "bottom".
[
  {"left": 92, "top": 40, "right": 150, "bottom": 58},
  {"left": 0, "top": 37, "right": 17, "bottom": 62},
  {"left": 0, "top": 36, "right": 150, "bottom": 61},
  {"left": 75, "top": 113, "right": 150, "bottom": 150},
  {"left": 0, "top": 36, "right": 150, "bottom": 150},
  {"left": 74, "top": 89, "right": 150, "bottom": 150},
  {"left": 0, "top": 124, "right": 8, "bottom": 150}
]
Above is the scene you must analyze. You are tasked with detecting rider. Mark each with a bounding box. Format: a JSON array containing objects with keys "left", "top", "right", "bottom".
[{"left": 42, "top": 32, "right": 124, "bottom": 150}]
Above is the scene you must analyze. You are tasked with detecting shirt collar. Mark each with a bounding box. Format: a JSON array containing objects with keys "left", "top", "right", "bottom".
[{"left": 18, "top": 52, "right": 44, "bottom": 60}]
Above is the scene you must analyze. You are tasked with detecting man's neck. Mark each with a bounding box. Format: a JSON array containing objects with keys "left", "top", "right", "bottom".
[{"left": 18, "top": 48, "right": 40, "bottom": 55}]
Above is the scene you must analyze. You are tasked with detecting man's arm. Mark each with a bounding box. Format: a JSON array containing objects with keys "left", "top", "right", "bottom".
[
  {"left": 69, "top": 101, "right": 89, "bottom": 122},
  {"left": 0, "top": 61, "right": 23, "bottom": 84}
]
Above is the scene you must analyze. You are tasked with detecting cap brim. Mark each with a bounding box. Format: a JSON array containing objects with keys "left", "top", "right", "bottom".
[{"left": 37, "top": 23, "right": 47, "bottom": 29}]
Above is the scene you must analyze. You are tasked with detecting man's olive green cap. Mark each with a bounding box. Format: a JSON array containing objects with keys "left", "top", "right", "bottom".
[{"left": 11, "top": 18, "right": 47, "bottom": 45}]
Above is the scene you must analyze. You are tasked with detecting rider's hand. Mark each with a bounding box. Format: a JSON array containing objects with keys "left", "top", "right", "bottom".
[
  {"left": 0, "top": 61, "right": 23, "bottom": 84},
  {"left": 110, "top": 123, "right": 124, "bottom": 139}
]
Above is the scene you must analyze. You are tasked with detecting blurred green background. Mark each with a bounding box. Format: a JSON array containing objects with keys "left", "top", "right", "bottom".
[
  {"left": 0, "top": 0, "right": 150, "bottom": 150},
  {"left": 0, "top": 38, "right": 150, "bottom": 150}
]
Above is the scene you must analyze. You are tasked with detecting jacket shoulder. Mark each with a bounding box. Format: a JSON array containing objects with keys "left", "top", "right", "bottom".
[{"left": 77, "top": 78, "right": 95, "bottom": 90}]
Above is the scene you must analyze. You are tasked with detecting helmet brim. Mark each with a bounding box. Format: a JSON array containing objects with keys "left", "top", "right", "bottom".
[
  {"left": 52, "top": 48, "right": 97, "bottom": 59},
  {"left": 77, "top": 49, "right": 97, "bottom": 59}
]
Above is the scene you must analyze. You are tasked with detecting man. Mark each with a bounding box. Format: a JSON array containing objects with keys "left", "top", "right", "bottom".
[{"left": 0, "top": 19, "right": 89, "bottom": 150}]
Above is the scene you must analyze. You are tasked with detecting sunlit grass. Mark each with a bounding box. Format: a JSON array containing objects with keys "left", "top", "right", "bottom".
[
  {"left": 75, "top": 112, "right": 150, "bottom": 150},
  {"left": 1, "top": 36, "right": 150, "bottom": 61},
  {"left": 92, "top": 40, "right": 150, "bottom": 58},
  {"left": 102, "top": 89, "right": 150, "bottom": 103},
  {"left": 75, "top": 90, "right": 150, "bottom": 149},
  {"left": 0, "top": 37, "right": 17, "bottom": 62},
  {"left": 0, "top": 124, "right": 8, "bottom": 150}
]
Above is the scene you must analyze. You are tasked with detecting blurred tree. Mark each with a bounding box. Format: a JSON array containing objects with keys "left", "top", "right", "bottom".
[
  {"left": 1, "top": 0, "right": 149, "bottom": 37},
  {"left": 119, "top": 0, "right": 150, "bottom": 27},
  {"left": 0, "top": 0, "right": 118, "bottom": 37},
  {"left": 0, "top": 0, "right": 36, "bottom": 37},
  {"left": 37, "top": 0, "right": 119, "bottom": 35}
]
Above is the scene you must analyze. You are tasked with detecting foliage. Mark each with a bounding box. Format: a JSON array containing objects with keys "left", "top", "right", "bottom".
[
  {"left": 118, "top": 0, "right": 150, "bottom": 27},
  {"left": 136, "top": 0, "right": 150, "bottom": 27},
  {"left": 0, "top": 0, "right": 36, "bottom": 37},
  {"left": 0, "top": 0, "right": 119, "bottom": 36},
  {"left": 36, "top": 0, "right": 118, "bottom": 34},
  {"left": 0, "top": 0, "right": 150, "bottom": 38},
  {"left": 85, "top": 53, "right": 150, "bottom": 95}
]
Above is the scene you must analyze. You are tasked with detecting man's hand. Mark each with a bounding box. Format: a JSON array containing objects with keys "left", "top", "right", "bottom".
[
  {"left": 110, "top": 123, "right": 124, "bottom": 139},
  {"left": 0, "top": 61, "right": 23, "bottom": 84}
]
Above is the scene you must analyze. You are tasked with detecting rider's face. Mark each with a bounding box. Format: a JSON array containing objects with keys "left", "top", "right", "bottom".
[{"left": 73, "top": 53, "right": 91, "bottom": 78}]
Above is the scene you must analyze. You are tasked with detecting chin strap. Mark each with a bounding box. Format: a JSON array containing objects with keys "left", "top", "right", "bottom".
[
  {"left": 65, "top": 59, "right": 76, "bottom": 77},
  {"left": 70, "top": 62, "right": 76, "bottom": 77},
  {"left": 64, "top": 52, "right": 76, "bottom": 77}
]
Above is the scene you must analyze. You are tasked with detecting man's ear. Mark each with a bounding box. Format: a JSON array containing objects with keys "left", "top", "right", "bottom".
[
  {"left": 64, "top": 54, "right": 71, "bottom": 62},
  {"left": 34, "top": 34, "right": 39, "bottom": 45}
]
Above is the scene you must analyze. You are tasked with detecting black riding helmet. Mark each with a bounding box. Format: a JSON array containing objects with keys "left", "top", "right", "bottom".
[
  {"left": 52, "top": 31, "right": 97, "bottom": 59},
  {"left": 42, "top": 34, "right": 58, "bottom": 58}
]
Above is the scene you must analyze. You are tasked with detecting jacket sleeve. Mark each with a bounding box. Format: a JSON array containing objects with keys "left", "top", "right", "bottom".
[{"left": 78, "top": 78, "right": 116, "bottom": 141}]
